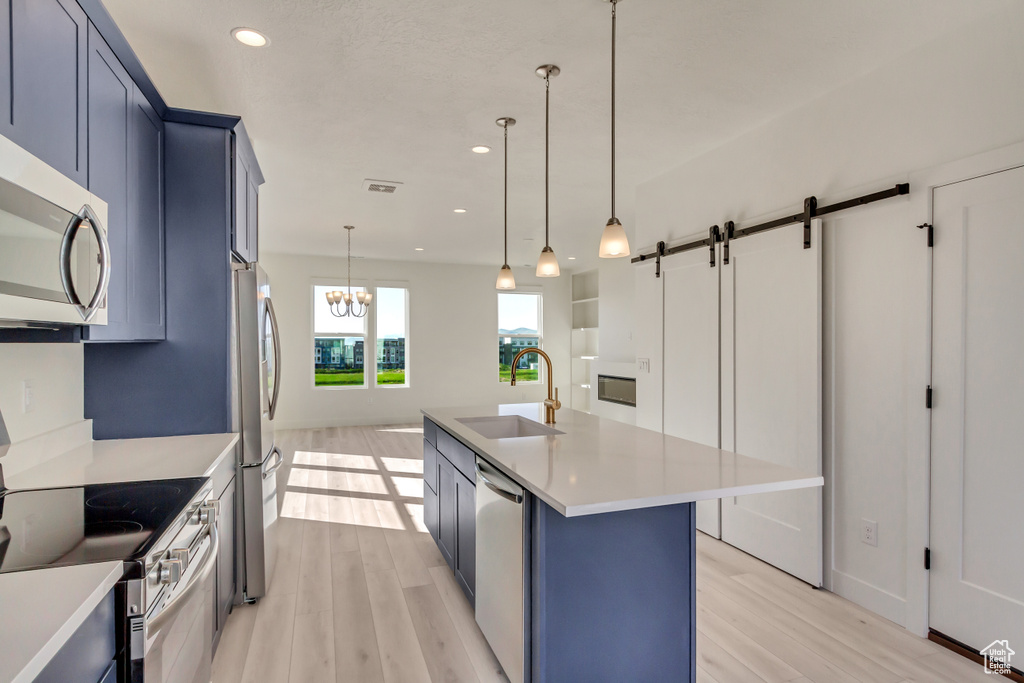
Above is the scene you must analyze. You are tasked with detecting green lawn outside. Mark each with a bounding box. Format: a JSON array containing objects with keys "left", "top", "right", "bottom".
[
  {"left": 314, "top": 369, "right": 406, "bottom": 386},
  {"left": 499, "top": 368, "right": 539, "bottom": 383}
]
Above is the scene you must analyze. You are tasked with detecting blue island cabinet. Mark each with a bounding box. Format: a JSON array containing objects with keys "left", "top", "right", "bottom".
[{"left": 424, "top": 418, "right": 696, "bottom": 683}]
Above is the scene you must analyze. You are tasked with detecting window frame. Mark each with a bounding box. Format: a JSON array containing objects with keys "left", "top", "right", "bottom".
[
  {"left": 311, "top": 278, "right": 371, "bottom": 391},
  {"left": 310, "top": 278, "right": 411, "bottom": 391},
  {"left": 497, "top": 288, "right": 544, "bottom": 385}
]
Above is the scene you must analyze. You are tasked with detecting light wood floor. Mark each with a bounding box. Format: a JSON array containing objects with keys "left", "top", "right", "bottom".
[{"left": 211, "top": 425, "right": 995, "bottom": 683}]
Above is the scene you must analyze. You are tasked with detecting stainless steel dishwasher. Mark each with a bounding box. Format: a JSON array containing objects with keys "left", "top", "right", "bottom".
[{"left": 475, "top": 455, "right": 529, "bottom": 683}]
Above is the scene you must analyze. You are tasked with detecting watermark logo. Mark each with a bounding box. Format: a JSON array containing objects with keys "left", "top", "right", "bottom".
[{"left": 981, "top": 639, "right": 1015, "bottom": 675}]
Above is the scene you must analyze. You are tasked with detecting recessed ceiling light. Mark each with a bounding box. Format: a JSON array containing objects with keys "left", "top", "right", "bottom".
[
  {"left": 472, "top": 146, "right": 491, "bottom": 154},
  {"left": 568, "top": 257, "right": 576, "bottom": 260},
  {"left": 232, "top": 27, "right": 268, "bottom": 47},
  {"left": 415, "top": 248, "right": 424, "bottom": 251},
  {"left": 453, "top": 208, "right": 467, "bottom": 213}
]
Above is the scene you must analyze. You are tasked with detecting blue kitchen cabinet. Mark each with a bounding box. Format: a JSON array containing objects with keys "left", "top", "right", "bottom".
[
  {"left": 34, "top": 589, "right": 116, "bottom": 683},
  {"left": 83, "top": 24, "right": 165, "bottom": 342},
  {"left": 437, "top": 454, "right": 457, "bottom": 571},
  {"left": 232, "top": 129, "right": 261, "bottom": 263},
  {"left": 454, "top": 468, "right": 476, "bottom": 603},
  {"left": 0, "top": 0, "right": 89, "bottom": 186},
  {"left": 425, "top": 419, "right": 477, "bottom": 604}
]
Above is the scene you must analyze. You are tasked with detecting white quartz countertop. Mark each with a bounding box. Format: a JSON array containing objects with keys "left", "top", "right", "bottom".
[
  {"left": 423, "top": 403, "right": 823, "bottom": 517},
  {"left": 1, "top": 421, "right": 238, "bottom": 490},
  {"left": 0, "top": 561, "right": 123, "bottom": 683}
]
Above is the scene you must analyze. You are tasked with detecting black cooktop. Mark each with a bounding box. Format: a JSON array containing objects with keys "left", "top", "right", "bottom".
[{"left": 0, "top": 478, "right": 207, "bottom": 574}]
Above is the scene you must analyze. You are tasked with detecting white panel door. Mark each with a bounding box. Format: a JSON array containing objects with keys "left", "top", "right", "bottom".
[
  {"left": 663, "top": 245, "right": 721, "bottom": 537},
  {"left": 929, "top": 166, "right": 1024, "bottom": 652},
  {"left": 721, "top": 219, "right": 823, "bottom": 586}
]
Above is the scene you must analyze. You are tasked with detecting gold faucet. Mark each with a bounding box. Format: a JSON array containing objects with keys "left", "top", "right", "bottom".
[{"left": 510, "top": 347, "right": 561, "bottom": 424}]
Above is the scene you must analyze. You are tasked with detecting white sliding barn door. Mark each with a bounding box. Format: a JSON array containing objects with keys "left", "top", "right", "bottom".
[
  {"left": 721, "top": 219, "right": 823, "bottom": 586},
  {"left": 662, "top": 246, "right": 721, "bottom": 537},
  {"left": 929, "top": 166, "right": 1024, "bottom": 652}
]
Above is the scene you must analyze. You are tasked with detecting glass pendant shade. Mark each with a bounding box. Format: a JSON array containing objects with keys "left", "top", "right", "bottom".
[
  {"left": 599, "top": 217, "right": 630, "bottom": 258},
  {"left": 496, "top": 264, "right": 516, "bottom": 290},
  {"left": 536, "top": 246, "right": 560, "bottom": 277}
]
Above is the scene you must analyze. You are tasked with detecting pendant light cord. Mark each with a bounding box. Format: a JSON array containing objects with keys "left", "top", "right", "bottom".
[
  {"left": 347, "top": 226, "right": 352, "bottom": 294},
  {"left": 545, "top": 73, "right": 550, "bottom": 248},
  {"left": 610, "top": 0, "right": 617, "bottom": 219},
  {"left": 503, "top": 122, "right": 509, "bottom": 267}
]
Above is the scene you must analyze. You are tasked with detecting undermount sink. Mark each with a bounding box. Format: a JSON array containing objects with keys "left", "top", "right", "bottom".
[{"left": 456, "top": 415, "right": 564, "bottom": 439}]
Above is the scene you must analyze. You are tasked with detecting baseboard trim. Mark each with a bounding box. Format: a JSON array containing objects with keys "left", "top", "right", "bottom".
[
  {"left": 830, "top": 569, "right": 906, "bottom": 627},
  {"left": 928, "top": 630, "right": 1023, "bottom": 682}
]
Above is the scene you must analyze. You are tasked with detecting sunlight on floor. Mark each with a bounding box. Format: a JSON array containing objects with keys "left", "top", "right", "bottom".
[
  {"left": 376, "top": 427, "right": 424, "bottom": 434},
  {"left": 381, "top": 457, "right": 423, "bottom": 474},
  {"left": 390, "top": 475, "right": 424, "bottom": 498}
]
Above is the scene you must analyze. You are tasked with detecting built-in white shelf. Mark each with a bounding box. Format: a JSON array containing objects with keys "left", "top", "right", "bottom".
[{"left": 571, "top": 270, "right": 599, "bottom": 413}]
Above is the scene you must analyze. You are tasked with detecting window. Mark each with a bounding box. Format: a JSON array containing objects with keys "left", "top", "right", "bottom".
[
  {"left": 376, "top": 287, "right": 408, "bottom": 386},
  {"left": 313, "top": 284, "right": 367, "bottom": 388},
  {"left": 498, "top": 291, "right": 542, "bottom": 383}
]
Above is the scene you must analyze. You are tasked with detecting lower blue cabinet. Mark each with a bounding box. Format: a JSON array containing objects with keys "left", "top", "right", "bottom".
[
  {"left": 34, "top": 588, "right": 115, "bottom": 683},
  {"left": 424, "top": 420, "right": 477, "bottom": 605}
]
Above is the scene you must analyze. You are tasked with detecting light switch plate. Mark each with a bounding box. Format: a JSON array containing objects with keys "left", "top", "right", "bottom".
[
  {"left": 637, "top": 358, "right": 650, "bottom": 373},
  {"left": 22, "top": 380, "right": 34, "bottom": 414}
]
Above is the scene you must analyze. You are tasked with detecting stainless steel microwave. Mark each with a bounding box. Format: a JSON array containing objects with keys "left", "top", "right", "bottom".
[{"left": 0, "top": 134, "right": 110, "bottom": 327}]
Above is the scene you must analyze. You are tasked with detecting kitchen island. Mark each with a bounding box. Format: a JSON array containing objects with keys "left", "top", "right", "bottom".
[{"left": 422, "top": 403, "right": 823, "bottom": 683}]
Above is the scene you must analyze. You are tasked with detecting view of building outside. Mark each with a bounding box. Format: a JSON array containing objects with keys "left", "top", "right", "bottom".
[
  {"left": 376, "top": 287, "right": 408, "bottom": 386},
  {"left": 498, "top": 292, "right": 542, "bottom": 382}
]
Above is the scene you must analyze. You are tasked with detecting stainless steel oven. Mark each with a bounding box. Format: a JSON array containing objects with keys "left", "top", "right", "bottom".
[
  {"left": 122, "top": 482, "right": 220, "bottom": 683},
  {"left": 0, "top": 133, "right": 111, "bottom": 327}
]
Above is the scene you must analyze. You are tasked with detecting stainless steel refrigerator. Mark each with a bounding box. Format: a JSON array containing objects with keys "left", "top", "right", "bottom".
[{"left": 231, "top": 263, "right": 282, "bottom": 602}]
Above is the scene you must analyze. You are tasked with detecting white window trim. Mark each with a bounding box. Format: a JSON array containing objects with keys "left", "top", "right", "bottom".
[{"left": 498, "top": 288, "right": 544, "bottom": 385}]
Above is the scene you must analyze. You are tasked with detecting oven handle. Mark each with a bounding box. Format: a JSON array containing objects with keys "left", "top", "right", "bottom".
[{"left": 147, "top": 519, "right": 219, "bottom": 633}]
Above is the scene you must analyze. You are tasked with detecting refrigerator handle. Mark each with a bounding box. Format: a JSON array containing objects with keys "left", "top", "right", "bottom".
[
  {"left": 263, "top": 447, "right": 284, "bottom": 480},
  {"left": 265, "top": 296, "right": 282, "bottom": 421}
]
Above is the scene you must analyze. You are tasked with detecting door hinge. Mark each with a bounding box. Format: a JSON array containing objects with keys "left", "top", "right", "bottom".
[
  {"left": 917, "top": 223, "right": 933, "bottom": 247},
  {"left": 926, "top": 385, "right": 933, "bottom": 409},
  {"left": 924, "top": 547, "right": 931, "bottom": 570}
]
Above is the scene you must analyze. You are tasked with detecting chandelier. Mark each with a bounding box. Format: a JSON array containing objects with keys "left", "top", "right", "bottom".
[{"left": 326, "top": 225, "right": 372, "bottom": 317}]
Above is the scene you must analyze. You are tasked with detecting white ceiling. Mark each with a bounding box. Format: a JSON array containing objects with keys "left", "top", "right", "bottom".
[{"left": 104, "top": 0, "right": 1006, "bottom": 271}]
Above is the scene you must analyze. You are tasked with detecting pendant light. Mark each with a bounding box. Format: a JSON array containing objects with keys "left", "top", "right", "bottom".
[
  {"left": 495, "top": 117, "right": 517, "bottom": 290},
  {"left": 326, "top": 225, "right": 373, "bottom": 317},
  {"left": 598, "top": 0, "right": 631, "bottom": 258},
  {"left": 536, "top": 65, "right": 560, "bottom": 277}
]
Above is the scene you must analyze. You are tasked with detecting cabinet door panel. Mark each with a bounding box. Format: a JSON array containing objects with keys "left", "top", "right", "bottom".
[
  {"left": 454, "top": 469, "right": 475, "bottom": 604},
  {"left": 85, "top": 25, "right": 130, "bottom": 337},
  {"left": 437, "top": 455, "right": 456, "bottom": 570},
  {"left": 423, "top": 439, "right": 437, "bottom": 493},
  {"left": 128, "top": 86, "right": 165, "bottom": 339},
  {"left": 424, "top": 480, "right": 439, "bottom": 541},
  {"left": 232, "top": 144, "right": 250, "bottom": 262},
  {"left": 214, "top": 476, "right": 236, "bottom": 651},
  {"left": 9, "top": 0, "right": 88, "bottom": 184},
  {"left": 246, "top": 175, "right": 258, "bottom": 263}
]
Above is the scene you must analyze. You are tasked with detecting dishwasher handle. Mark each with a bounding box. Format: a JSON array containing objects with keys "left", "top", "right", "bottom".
[{"left": 476, "top": 460, "right": 523, "bottom": 504}]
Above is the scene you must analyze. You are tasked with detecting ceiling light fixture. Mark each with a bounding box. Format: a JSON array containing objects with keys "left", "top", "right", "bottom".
[
  {"left": 326, "top": 226, "right": 372, "bottom": 317},
  {"left": 536, "top": 65, "right": 561, "bottom": 278},
  {"left": 598, "top": 0, "right": 630, "bottom": 258},
  {"left": 495, "top": 117, "right": 517, "bottom": 290},
  {"left": 453, "top": 208, "right": 467, "bottom": 213},
  {"left": 415, "top": 247, "right": 424, "bottom": 251},
  {"left": 568, "top": 256, "right": 577, "bottom": 260},
  {"left": 231, "top": 27, "right": 268, "bottom": 47},
  {"left": 472, "top": 146, "right": 491, "bottom": 154}
]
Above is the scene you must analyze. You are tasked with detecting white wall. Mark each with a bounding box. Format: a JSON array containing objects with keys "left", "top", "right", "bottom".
[
  {"left": 631, "top": 3, "right": 1024, "bottom": 633},
  {"left": 0, "top": 344, "right": 84, "bottom": 442},
  {"left": 260, "top": 253, "right": 571, "bottom": 430}
]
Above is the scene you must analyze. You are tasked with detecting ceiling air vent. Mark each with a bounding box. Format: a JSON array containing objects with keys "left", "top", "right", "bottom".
[{"left": 362, "top": 179, "right": 403, "bottom": 194}]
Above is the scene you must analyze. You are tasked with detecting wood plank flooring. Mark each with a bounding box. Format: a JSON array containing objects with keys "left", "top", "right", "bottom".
[{"left": 212, "top": 425, "right": 996, "bottom": 683}]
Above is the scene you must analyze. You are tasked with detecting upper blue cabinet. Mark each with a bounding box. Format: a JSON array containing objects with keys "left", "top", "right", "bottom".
[
  {"left": 83, "top": 24, "right": 165, "bottom": 342},
  {"left": 0, "top": 0, "right": 90, "bottom": 187},
  {"left": 232, "top": 126, "right": 262, "bottom": 264},
  {"left": 0, "top": 0, "right": 166, "bottom": 342}
]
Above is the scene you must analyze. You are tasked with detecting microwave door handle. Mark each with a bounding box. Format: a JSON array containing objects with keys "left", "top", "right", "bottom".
[
  {"left": 58, "top": 204, "right": 111, "bottom": 323},
  {"left": 266, "top": 297, "right": 282, "bottom": 420}
]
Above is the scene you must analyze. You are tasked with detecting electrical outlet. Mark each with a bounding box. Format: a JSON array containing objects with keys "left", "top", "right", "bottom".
[
  {"left": 637, "top": 358, "right": 650, "bottom": 373},
  {"left": 22, "top": 380, "right": 34, "bottom": 413},
  {"left": 861, "top": 519, "right": 878, "bottom": 547}
]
